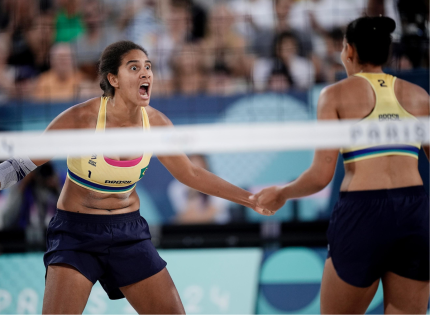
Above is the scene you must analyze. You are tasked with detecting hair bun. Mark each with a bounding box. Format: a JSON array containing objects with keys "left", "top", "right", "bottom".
[
  {"left": 345, "top": 16, "right": 395, "bottom": 66},
  {"left": 357, "top": 16, "right": 396, "bottom": 35},
  {"left": 374, "top": 16, "right": 396, "bottom": 34}
]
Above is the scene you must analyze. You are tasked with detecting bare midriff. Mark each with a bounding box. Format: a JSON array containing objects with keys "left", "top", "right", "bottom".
[
  {"left": 57, "top": 177, "right": 140, "bottom": 214},
  {"left": 341, "top": 155, "right": 422, "bottom": 191}
]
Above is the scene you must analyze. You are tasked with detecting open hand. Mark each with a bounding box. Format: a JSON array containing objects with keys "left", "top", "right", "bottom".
[{"left": 250, "top": 186, "right": 287, "bottom": 216}]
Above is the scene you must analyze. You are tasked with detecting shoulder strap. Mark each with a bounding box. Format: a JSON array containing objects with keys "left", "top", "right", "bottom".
[
  {"left": 96, "top": 97, "right": 107, "bottom": 132},
  {"left": 141, "top": 107, "right": 150, "bottom": 130}
]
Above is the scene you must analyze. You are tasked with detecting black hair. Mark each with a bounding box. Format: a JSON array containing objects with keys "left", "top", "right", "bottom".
[
  {"left": 345, "top": 16, "right": 396, "bottom": 66},
  {"left": 273, "top": 31, "right": 298, "bottom": 58},
  {"left": 99, "top": 40, "right": 148, "bottom": 97}
]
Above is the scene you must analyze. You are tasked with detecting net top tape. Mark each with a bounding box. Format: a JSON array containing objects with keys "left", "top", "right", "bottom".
[{"left": 0, "top": 118, "right": 428, "bottom": 159}]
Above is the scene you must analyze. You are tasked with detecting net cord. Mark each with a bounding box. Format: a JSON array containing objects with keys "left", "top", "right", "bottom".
[{"left": 0, "top": 118, "right": 428, "bottom": 159}]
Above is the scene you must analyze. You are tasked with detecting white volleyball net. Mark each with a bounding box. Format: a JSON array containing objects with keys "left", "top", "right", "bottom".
[{"left": 0, "top": 118, "right": 428, "bottom": 159}]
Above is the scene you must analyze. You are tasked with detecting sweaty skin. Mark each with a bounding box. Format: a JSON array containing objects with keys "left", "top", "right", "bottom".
[
  {"left": 252, "top": 40, "right": 429, "bottom": 211},
  {"left": 250, "top": 34, "right": 430, "bottom": 315},
  {"left": 27, "top": 50, "right": 270, "bottom": 216},
  {"left": 35, "top": 48, "right": 272, "bottom": 314}
]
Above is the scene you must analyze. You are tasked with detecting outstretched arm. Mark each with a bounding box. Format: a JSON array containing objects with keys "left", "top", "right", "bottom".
[
  {"left": 251, "top": 86, "right": 340, "bottom": 212},
  {"left": 0, "top": 98, "right": 98, "bottom": 190},
  {"left": 147, "top": 107, "right": 274, "bottom": 216},
  {"left": 159, "top": 153, "right": 271, "bottom": 214}
]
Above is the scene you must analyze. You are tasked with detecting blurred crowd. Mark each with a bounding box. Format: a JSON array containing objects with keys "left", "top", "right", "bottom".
[{"left": 0, "top": 0, "right": 428, "bottom": 101}]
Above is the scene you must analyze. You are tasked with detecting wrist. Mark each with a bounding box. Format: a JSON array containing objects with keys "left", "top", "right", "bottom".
[
  {"left": 242, "top": 194, "right": 254, "bottom": 209},
  {"left": 279, "top": 184, "right": 292, "bottom": 201},
  {"left": 239, "top": 190, "right": 255, "bottom": 209}
]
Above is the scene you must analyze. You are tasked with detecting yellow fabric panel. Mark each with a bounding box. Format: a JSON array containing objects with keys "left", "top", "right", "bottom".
[
  {"left": 66, "top": 97, "right": 152, "bottom": 193},
  {"left": 340, "top": 73, "right": 421, "bottom": 160},
  {"left": 353, "top": 73, "right": 416, "bottom": 121}
]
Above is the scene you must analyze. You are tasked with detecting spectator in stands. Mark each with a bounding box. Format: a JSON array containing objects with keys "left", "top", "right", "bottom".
[
  {"left": 253, "top": 0, "right": 312, "bottom": 59},
  {"left": 273, "top": 0, "right": 294, "bottom": 33},
  {"left": 0, "top": 0, "right": 36, "bottom": 33},
  {"left": 396, "top": 0, "right": 429, "bottom": 68},
  {"left": 4, "top": 12, "right": 55, "bottom": 100},
  {"left": 289, "top": 0, "right": 366, "bottom": 35},
  {"left": 229, "top": 0, "right": 275, "bottom": 42},
  {"left": 266, "top": 63, "right": 292, "bottom": 93},
  {"left": 206, "top": 61, "right": 247, "bottom": 96},
  {"left": 166, "top": 0, "right": 207, "bottom": 42},
  {"left": 275, "top": 32, "right": 315, "bottom": 89},
  {"left": 288, "top": 0, "right": 366, "bottom": 60},
  {"left": 171, "top": 43, "right": 206, "bottom": 96},
  {"left": 4, "top": 0, "right": 39, "bottom": 74},
  {"left": 154, "top": 0, "right": 193, "bottom": 89},
  {"left": 73, "top": 0, "right": 124, "bottom": 80},
  {"left": 187, "top": 0, "right": 208, "bottom": 41},
  {"left": 253, "top": 31, "right": 315, "bottom": 91},
  {"left": 103, "top": 0, "right": 146, "bottom": 30},
  {"left": 317, "top": 28, "right": 345, "bottom": 83},
  {"left": 54, "top": 0, "right": 85, "bottom": 43},
  {"left": 126, "top": 0, "right": 167, "bottom": 58},
  {"left": 151, "top": 0, "right": 207, "bottom": 96},
  {"left": 25, "top": 12, "right": 55, "bottom": 74},
  {"left": 168, "top": 155, "right": 230, "bottom": 224},
  {"left": 2, "top": 0, "right": 54, "bottom": 83},
  {"left": 122, "top": 1, "right": 205, "bottom": 98},
  {"left": 32, "top": 43, "right": 86, "bottom": 102},
  {"left": 201, "top": 4, "right": 251, "bottom": 80},
  {"left": 2, "top": 3, "right": 54, "bottom": 100}
]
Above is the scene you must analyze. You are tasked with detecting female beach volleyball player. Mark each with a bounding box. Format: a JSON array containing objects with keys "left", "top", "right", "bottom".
[
  {"left": 0, "top": 40, "right": 274, "bottom": 314},
  {"left": 252, "top": 16, "right": 429, "bottom": 314}
]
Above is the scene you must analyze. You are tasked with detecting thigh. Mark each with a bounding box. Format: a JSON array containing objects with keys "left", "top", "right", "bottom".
[
  {"left": 42, "top": 264, "right": 93, "bottom": 314},
  {"left": 320, "top": 258, "right": 379, "bottom": 314},
  {"left": 119, "top": 268, "right": 185, "bottom": 314},
  {"left": 382, "top": 272, "right": 429, "bottom": 314}
]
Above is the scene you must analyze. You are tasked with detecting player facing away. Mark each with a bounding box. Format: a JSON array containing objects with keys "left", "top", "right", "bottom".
[
  {"left": 252, "top": 16, "right": 429, "bottom": 314},
  {"left": 0, "top": 40, "right": 274, "bottom": 314}
]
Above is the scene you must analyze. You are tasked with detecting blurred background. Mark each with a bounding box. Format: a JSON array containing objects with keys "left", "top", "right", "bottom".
[{"left": 0, "top": 0, "right": 429, "bottom": 315}]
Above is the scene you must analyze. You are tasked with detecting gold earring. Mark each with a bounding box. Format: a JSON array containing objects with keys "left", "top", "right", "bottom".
[{"left": 347, "top": 58, "right": 351, "bottom": 62}]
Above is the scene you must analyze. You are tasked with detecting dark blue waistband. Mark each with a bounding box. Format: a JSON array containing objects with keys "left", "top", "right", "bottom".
[
  {"left": 339, "top": 186, "right": 427, "bottom": 201},
  {"left": 55, "top": 209, "right": 141, "bottom": 224}
]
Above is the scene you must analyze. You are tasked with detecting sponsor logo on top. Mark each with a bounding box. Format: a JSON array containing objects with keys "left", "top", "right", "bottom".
[{"left": 379, "top": 114, "right": 399, "bottom": 121}]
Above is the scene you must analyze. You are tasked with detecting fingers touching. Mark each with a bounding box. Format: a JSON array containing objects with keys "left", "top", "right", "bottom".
[{"left": 249, "top": 185, "right": 287, "bottom": 216}]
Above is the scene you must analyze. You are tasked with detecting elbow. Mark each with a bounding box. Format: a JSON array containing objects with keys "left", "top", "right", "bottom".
[
  {"left": 313, "top": 182, "right": 327, "bottom": 192},
  {"left": 314, "top": 175, "right": 332, "bottom": 191}
]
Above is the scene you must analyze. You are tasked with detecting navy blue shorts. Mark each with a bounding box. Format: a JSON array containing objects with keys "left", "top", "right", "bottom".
[
  {"left": 44, "top": 209, "right": 167, "bottom": 300},
  {"left": 327, "top": 186, "right": 429, "bottom": 288}
]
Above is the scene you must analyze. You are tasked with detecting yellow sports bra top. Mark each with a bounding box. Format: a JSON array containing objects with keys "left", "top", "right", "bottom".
[
  {"left": 340, "top": 73, "right": 421, "bottom": 164},
  {"left": 67, "top": 97, "right": 152, "bottom": 193}
]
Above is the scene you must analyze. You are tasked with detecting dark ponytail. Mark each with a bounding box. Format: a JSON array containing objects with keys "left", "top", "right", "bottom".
[
  {"left": 98, "top": 41, "right": 148, "bottom": 97},
  {"left": 345, "top": 16, "right": 396, "bottom": 66}
]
